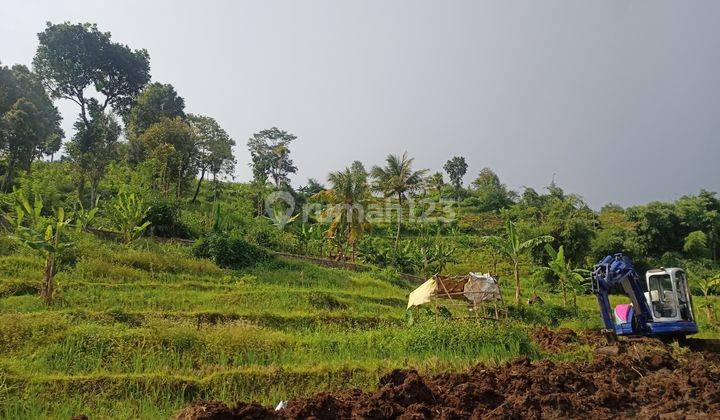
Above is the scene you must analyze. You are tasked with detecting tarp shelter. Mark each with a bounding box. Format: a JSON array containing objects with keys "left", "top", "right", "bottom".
[{"left": 407, "top": 273, "right": 502, "bottom": 309}]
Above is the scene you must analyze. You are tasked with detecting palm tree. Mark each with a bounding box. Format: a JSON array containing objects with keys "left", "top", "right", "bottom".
[
  {"left": 371, "top": 152, "right": 427, "bottom": 250},
  {"left": 322, "top": 165, "right": 369, "bottom": 260},
  {"left": 542, "top": 244, "right": 589, "bottom": 309},
  {"left": 480, "top": 219, "right": 553, "bottom": 305}
]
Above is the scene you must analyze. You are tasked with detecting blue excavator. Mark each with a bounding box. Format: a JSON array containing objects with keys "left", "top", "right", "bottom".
[{"left": 591, "top": 253, "right": 698, "bottom": 339}]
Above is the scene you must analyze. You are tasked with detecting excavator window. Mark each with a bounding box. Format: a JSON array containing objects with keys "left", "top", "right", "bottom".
[
  {"left": 674, "top": 271, "right": 693, "bottom": 321},
  {"left": 648, "top": 275, "right": 678, "bottom": 319}
]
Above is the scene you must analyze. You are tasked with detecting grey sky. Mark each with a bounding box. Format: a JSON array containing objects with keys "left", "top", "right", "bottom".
[{"left": 3, "top": 1, "right": 719, "bottom": 208}]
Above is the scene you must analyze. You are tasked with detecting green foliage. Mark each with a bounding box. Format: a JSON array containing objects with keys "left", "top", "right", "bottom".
[
  {"left": 65, "top": 99, "right": 121, "bottom": 205},
  {"left": 322, "top": 162, "right": 370, "bottom": 257},
  {"left": 135, "top": 117, "right": 196, "bottom": 195},
  {"left": 481, "top": 219, "right": 553, "bottom": 304},
  {"left": 247, "top": 127, "right": 298, "bottom": 187},
  {"left": 33, "top": 22, "right": 150, "bottom": 113},
  {"left": 125, "top": 82, "right": 186, "bottom": 141},
  {"left": 405, "top": 319, "right": 537, "bottom": 359},
  {"left": 144, "top": 199, "right": 190, "bottom": 238},
  {"left": 358, "top": 238, "right": 418, "bottom": 274},
  {"left": 192, "top": 232, "right": 271, "bottom": 269},
  {"left": 34, "top": 22, "right": 150, "bottom": 206},
  {"left": 0, "top": 64, "right": 63, "bottom": 191},
  {"left": 108, "top": 191, "right": 151, "bottom": 243},
  {"left": 416, "top": 237, "right": 457, "bottom": 277},
  {"left": 542, "top": 244, "right": 589, "bottom": 309},
  {"left": 72, "top": 198, "right": 99, "bottom": 233},
  {"left": 468, "top": 168, "right": 514, "bottom": 212},
  {"left": 5, "top": 191, "right": 72, "bottom": 304},
  {"left": 684, "top": 230, "right": 710, "bottom": 258},
  {"left": 371, "top": 152, "right": 428, "bottom": 249},
  {"left": 188, "top": 114, "right": 236, "bottom": 202},
  {"left": 443, "top": 156, "right": 467, "bottom": 199}
]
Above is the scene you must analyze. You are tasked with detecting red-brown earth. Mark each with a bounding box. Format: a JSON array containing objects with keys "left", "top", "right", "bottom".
[{"left": 174, "top": 332, "right": 720, "bottom": 419}]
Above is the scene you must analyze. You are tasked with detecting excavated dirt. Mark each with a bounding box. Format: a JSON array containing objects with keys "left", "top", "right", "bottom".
[
  {"left": 176, "top": 333, "right": 720, "bottom": 419},
  {"left": 532, "top": 327, "right": 607, "bottom": 352}
]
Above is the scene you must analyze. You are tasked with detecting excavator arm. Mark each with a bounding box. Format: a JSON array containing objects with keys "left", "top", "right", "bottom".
[{"left": 592, "top": 254, "right": 652, "bottom": 334}]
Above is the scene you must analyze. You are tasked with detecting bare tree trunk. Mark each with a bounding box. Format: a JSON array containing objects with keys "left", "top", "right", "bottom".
[
  {"left": 395, "top": 192, "right": 402, "bottom": 250},
  {"left": 90, "top": 177, "right": 100, "bottom": 209},
  {"left": 192, "top": 167, "right": 206, "bottom": 203},
  {"left": 514, "top": 260, "right": 521, "bottom": 305},
  {"left": 2, "top": 157, "right": 14, "bottom": 192},
  {"left": 77, "top": 175, "right": 86, "bottom": 207},
  {"left": 176, "top": 164, "right": 182, "bottom": 198}
]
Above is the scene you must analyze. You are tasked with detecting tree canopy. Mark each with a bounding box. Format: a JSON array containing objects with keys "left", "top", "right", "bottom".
[
  {"left": 0, "top": 63, "right": 63, "bottom": 190},
  {"left": 247, "top": 127, "right": 298, "bottom": 188}
]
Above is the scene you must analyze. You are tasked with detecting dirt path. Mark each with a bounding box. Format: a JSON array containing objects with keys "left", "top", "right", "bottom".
[{"left": 175, "top": 332, "right": 720, "bottom": 419}]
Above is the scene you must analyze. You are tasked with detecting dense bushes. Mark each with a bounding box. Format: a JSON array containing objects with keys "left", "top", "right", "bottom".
[
  {"left": 192, "top": 233, "right": 272, "bottom": 269},
  {"left": 144, "top": 199, "right": 192, "bottom": 238}
]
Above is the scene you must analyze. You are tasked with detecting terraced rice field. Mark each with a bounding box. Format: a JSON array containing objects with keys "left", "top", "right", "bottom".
[{"left": 0, "top": 235, "right": 535, "bottom": 419}]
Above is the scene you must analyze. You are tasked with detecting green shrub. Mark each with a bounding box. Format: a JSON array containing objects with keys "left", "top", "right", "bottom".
[
  {"left": 144, "top": 200, "right": 191, "bottom": 239},
  {"left": 0, "top": 235, "right": 18, "bottom": 256},
  {"left": 192, "top": 233, "right": 272, "bottom": 269}
]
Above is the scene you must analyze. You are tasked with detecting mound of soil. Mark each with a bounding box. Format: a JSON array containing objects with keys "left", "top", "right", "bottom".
[
  {"left": 177, "top": 337, "right": 720, "bottom": 419},
  {"left": 532, "top": 327, "right": 607, "bottom": 352}
]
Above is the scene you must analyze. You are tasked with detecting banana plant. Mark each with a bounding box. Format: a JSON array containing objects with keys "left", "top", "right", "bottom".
[
  {"left": 541, "top": 244, "right": 590, "bottom": 310},
  {"left": 73, "top": 197, "right": 99, "bottom": 233},
  {"left": 694, "top": 274, "right": 720, "bottom": 323},
  {"left": 110, "top": 191, "right": 151, "bottom": 243},
  {"left": 265, "top": 204, "right": 299, "bottom": 231},
  {"left": 416, "top": 238, "right": 457, "bottom": 278},
  {"left": 6, "top": 193, "right": 72, "bottom": 305},
  {"left": 480, "top": 219, "right": 553, "bottom": 305}
]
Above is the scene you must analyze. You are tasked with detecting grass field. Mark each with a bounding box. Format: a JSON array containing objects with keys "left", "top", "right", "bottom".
[
  {"left": 0, "top": 233, "right": 717, "bottom": 418},
  {"left": 0, "top": 233, "right": 547, "bottom": 419}
]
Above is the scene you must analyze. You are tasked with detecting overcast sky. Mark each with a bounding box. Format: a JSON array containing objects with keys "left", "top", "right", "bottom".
[{"left": 3, "top": 1, "right": 719, "bottom": 208}]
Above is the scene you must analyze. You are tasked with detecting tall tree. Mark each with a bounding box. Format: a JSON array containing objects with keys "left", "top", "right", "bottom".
[
  {"left": 480, "top": 219, "right": 553, "bottom": 305},
  {"left": 64, "top": 99, "right": 121, "bottom": 205},
  {"left": 188, "top": 114, "right": 236, "bottom": 202},
  {"left": 371, "top": 152, "right": 427, "bottom": 250},
  {"left": 299, "top": 178, "right": 325, "bottom": 196},
  {"left": 125, "top": 82, "right": 186, "bottom": 162},
  {"left": 0, "top": 64, "right": 63, "bottom": 190},
  {"left": 125, "top": 82, "right": 185, "bottom": 138},
  {"left": 137, "top": 117, "right": 196, "bottom": 197},
  {"left": 471, "top": 167, "right": 514, "bottom": 212},
  {"left": 33, "top": 22, "right": 150, "bottom": 205},
  {"left": 247, "top": 127, "right": 297, "bottom": 188},
  {"left": 1, "top": 99, "right": 43, "bottom": 190},
  {"left": 443, "top": 156, "right": 467, "bottom": 200},
  {"left": 322, "top": 163, "right": 369, "bottom": 260},
  {"left": 426, "top": 172, "right": 445, "bottom": 194}
]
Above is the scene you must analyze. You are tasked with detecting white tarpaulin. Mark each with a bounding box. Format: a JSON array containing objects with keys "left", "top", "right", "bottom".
[
  {"left": 407, "top": 273, "right": 502, "bottom": 309},
  {"left": 407, "top": 278, "right": 437, "bottom": 309},
  {"left": 463, "top": 273, "right": 502, "bottom": 304}
]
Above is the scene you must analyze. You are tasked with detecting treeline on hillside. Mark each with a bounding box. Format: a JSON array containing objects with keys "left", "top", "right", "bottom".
[{"left": 1, "top": 22, "right": 719, "bottom": 310}]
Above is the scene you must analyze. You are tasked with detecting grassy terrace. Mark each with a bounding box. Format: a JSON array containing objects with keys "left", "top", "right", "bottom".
[
  {"left": 1, "top": 234, "right": 718, "bottom": 418},
  {"left": 0, "top": 235, "right": 538, "bottom": 419}
]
